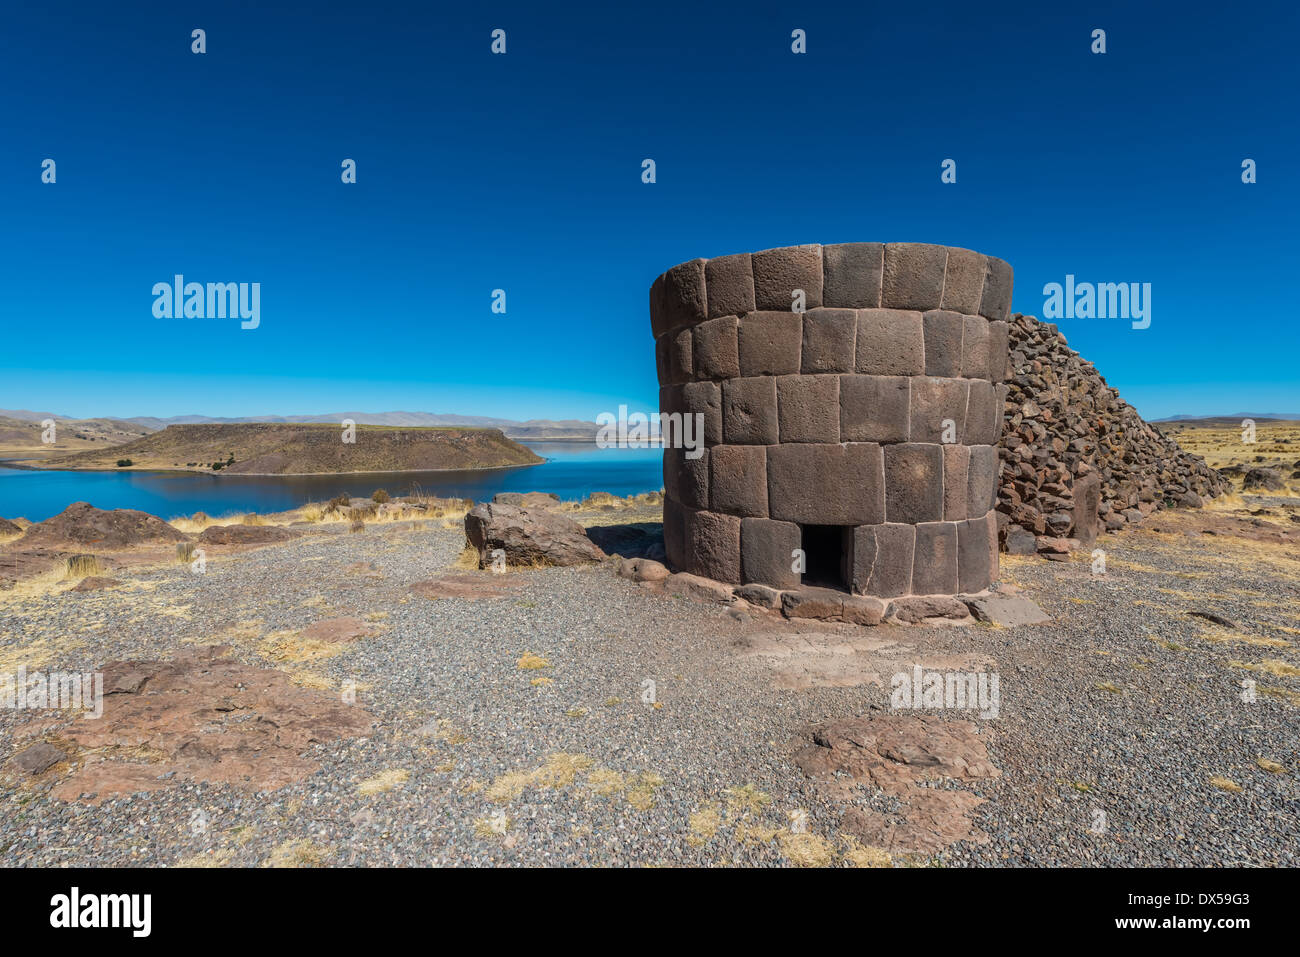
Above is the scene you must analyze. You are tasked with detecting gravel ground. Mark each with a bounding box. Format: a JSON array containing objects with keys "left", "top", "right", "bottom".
[{"left": 1, "top": 498, "right": 1297, "bottom": 868}]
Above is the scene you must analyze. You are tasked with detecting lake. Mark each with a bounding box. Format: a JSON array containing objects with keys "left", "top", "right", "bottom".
[{"left": 0, "top": 443, "right": 664, "bottom": 523}]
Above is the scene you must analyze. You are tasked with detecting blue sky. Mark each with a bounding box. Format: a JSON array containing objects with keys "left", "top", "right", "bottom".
[{"left": 2, "top": 0, "right": 1296, "bottom": 421}]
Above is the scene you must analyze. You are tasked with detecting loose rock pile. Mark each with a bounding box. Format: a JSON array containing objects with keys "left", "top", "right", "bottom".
[{"left": 997, "top": 314, "right": 1227, "bottom": 551}]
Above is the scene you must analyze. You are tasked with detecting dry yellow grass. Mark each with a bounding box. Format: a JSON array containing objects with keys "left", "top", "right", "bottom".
[
  {"left": 259, "top": 629, "right": 348, "bottom": 663},
  {"left": 357, "top": 768, "right": 410, "bottom": 796},
  {"left": 687, "top": 804, "right": 723, "bottom": 847},
  {"left": 516, "top": 652, "right": 550, "bottom": 670},
  {"left": 1208, "top": 776, "right": 1243, "bottom": 793},
  {"left": 262, "top": 839, "right": 329, "bottom": 868},
  {"left": 777, "top": 830, "right": 835, "bottom": 867}
]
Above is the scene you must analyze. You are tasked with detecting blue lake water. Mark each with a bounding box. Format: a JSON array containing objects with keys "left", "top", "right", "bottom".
[{"left": 0, "top": 443, "right": 664, "bottom": 522}]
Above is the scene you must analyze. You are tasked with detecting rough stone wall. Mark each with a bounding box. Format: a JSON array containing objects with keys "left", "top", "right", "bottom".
[
  {"left": 997, "top": 313, "right": 1227, "bottom": 545},
  {"left": 651, "top": 242, "right": 1014, "bottom": 598}
]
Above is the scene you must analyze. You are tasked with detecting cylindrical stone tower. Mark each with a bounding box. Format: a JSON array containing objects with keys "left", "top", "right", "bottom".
[{"left": 650, "top": 242, "right": 1012, "bottom": 598}]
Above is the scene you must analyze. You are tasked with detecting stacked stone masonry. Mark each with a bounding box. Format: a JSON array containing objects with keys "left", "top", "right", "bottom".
[{"left": 651, "top": 242, "right": 1013, "bottom": 598}]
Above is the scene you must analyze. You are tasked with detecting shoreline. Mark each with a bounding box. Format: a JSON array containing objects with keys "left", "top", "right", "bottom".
[{"left": 0, "top": 460, "right": 548, "bottom": 477}]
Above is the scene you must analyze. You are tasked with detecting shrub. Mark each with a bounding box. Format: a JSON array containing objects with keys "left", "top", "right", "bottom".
[
  {"left": 371, "top": 489, "right": 390, "bottom": 504},
  {"left": 116, "top": 459, "right": 133, "bottom": 467}
]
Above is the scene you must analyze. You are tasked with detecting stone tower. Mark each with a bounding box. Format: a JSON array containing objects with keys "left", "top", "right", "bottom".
[{"left": 650, "top": 242, "right": 1012, "bottom": 598}]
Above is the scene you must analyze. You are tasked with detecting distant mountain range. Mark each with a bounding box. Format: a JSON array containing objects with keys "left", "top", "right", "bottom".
[
  {"left": 0, "top": 409, "right": 600, "bottom": 441},
  {"left": 1154, "top": 413, "right": 1300, "bottom": 425}
]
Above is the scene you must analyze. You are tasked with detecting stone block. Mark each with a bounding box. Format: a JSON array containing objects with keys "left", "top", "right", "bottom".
[
  {"left": 912, "top": 521, "right": 959, "bottom": 595},
  {"left": 942, "top": 444, "right": 970, "bottom": 521},
  {"left": 660, "top": 258, "right": 708, "bottom": 333},
  {"left": 855, "top": 309, "right": 925, "bottom": 376},
  {"left": 669, "top": 326, "right": 693, "bottom": 383},
  {"left": 965, "top": 380, "right": 1000, "bottom": 445},
  {"left": 767, "top": 442, "right": 885, "bottom": 525},
  {"left": 966, "top": 445, "right": 998, "bottom": 516},
  {"left": 722, "top": 376, "right": 778, "bottom": 445},
  {"left": 738, "top": 311, "right": 802, "bottom": 376},
  {"left": 679, "top": 380, "right": 722, "bottom": 447},
  {"left": 961, "top": 314, "right": 991, "bottom": 379},
  {"left": 840, "top": 374, "right": 910, "bottom": 443},
  {"left": 987, "top": 321, "right": 1010, "bottom": 381},
  {"left": 821, "top": 242, "right": 883, "bottom": 308},
  {"left": 663, "top": 497, "right": 686, "bottom": 571},
  {"left": 654, "top": 335, "right": 669, "bottom": 384},
  {"left": 922, "top": 310, "right": 965, "bottom": 377},
  {"left": 801, "top": 308, "right": 857, "bottom": 373},
  {"left": 979, "top": 255, "right": 1014, "bottom": 322},
  {"left": 740, "top": 517, "right": 801, "bottom": 589},
  {"left": 693, "top": 316, "right": 740, "bottom": 380},
  {"left": 752, "top": 245, "right": 822, "bottom": 311},
  {"left": 710, "top": 444, "right": 768, "bottom": 517},
  {"left": 649, "top": 274, "right": 667, "bottom": 339},
  {"left": 1072, "top": 472, "right": 1101, "bottom": 545},
  {"left": 851, "top": 522, "right": 915, "bottom": 598},
  {"left": 705, "top": 252, "right": 755, "bottom": 319},
  {"left": 684, "top": 508, "right": 741, "bottom": 584},
  {"left": 777, "top": 374, "right": 840, "bottom": 443},
  {"left": 884, "top": 443, "right": 944, "bottom": 524},
  {"left": 910, "top": 376, "right": 969, "bottom": 444},
  {"left": 881, "top": 243, "right": 947, "bottom": 311},
  {"left": 941, "top": 247, "right": 986, "bottom": 315},
  {"left": 664, "top": 446, "right": 709, "bottom": 510},
  {"left": 957, "top": 514, "right": 995, "bottom": 593}
]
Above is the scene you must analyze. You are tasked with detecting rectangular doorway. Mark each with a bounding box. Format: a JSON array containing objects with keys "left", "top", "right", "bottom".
[{"left": 800, "top": 524, "right": 852, "bottom": 591}]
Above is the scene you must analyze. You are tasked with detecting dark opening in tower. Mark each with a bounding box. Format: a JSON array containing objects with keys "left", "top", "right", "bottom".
[{"left": 800, "top": 524, "right": 852, "bottom": 591}]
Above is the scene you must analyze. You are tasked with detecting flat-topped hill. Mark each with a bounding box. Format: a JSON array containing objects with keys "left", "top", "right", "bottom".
[{"left": 30, "top": 423, "right": 544, "bottom": 474}]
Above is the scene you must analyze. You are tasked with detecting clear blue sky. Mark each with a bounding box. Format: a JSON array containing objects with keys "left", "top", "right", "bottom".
[{"left": 2, "top": 0, "right": 1296, "bottom": 421}]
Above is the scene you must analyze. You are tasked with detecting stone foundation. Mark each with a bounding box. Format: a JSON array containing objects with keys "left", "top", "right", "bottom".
[{"left": 652, "top": 242, "right": 1012, "bottom": 599}]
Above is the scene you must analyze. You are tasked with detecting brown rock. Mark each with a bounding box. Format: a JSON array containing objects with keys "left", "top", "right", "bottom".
[
  {"left": 19, "top": 501, "right": 186, "bottom": 549},
  {"left": 664, "top": 572, "right": 736, "bottom": 604},
  {"left": 464, "top": 503, "right": 605, "bottom": 568},
  {"left": 197, "top": 524, "right": 293, "bottom": 545}
]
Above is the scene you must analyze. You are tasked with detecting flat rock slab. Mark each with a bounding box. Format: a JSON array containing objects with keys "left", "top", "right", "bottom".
[
  {"left": 796, "top": 713, "right": 999, "bottom": 855},
  {"left": 888, "top": 594, "right": 971, "bottom": 624},
  {"left": 197, "top": 524, "right": 294, "bottom": 545},
  {"left": 68, "top": 576, "right": 124, "bottom": 592},
  {"left": 782, "top": 587, "right": 886, "bottom": 626},
  {"left": 410, "top": 573, "right": 518, "bottom": 601},
  {"left": 963, "top": 593, "right": 1051, "bottom": 627},
  {"left": 13, "top": 741, "right": 66, "bottom": 775},
  {"left": 31, "top": 645, "right": 374, "bottom": 804}
]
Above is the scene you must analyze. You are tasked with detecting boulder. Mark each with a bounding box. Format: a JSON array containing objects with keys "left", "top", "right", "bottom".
[
  {"left": 464, "top": 503, "right": 605, "bottom": 568},
  {"left": 963, "top": 592, "right": 1051, "bottom": 627},
  {"left": 492, "top": 491, "right": 561, "bottom": 509},
  {"left": 615, "top": 557, "right": 670, "bottom": 583},
  {"left": 197, "top": 524, "right": 293, "bottom": 545},
  {"left": 664, "top": 572, "right": 735, "bottom": 604},
  {"left": 1243, "top": 467, "right": 1284, "bottom": 491},
  {"left": 18, "top": 502, "right": 186, "bottom": 549}
]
